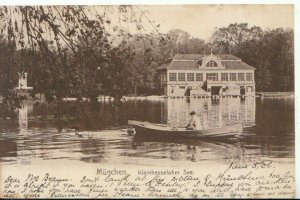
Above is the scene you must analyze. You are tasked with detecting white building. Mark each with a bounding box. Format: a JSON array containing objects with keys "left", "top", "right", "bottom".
[
  {"left": 17, "top": 72, "right": 33, "bottom": 90},
  {"left": 157, "top": 53, "right": 255, "bottom": 97}
]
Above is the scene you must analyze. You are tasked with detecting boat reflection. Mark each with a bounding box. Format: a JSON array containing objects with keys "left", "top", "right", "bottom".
[
  {"left": 131, "top": 133, "right": 249, "bottom": 163},
  {"left": 132, "top": 132, "right": 239, "bottom": 146}
]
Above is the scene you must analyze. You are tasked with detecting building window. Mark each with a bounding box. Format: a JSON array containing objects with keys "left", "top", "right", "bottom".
[
  {"left": 206, "top": 73, "right": 218, "bottom": 81},
  {"left": 238, "top": 73, "right": 245, "bottom": 81},
  {"left": 221, "top": 73, "right": 228, "bottom": 81},
  {"left": 169, "top": 73, "right": 177, "bottom": 81},
  {"left": 178, "top": 73, "right": 186, "bottom": 81},
  {"left": 206, "top": 60, "right": 218, "bottom": 67},
  {"left": 187, "top": 73, "right": 194, "bottom": 81},
  {"left": 230, "top": 73, "right": 236, "bottom": 81},
  {"left": 247, "top": 86, "right": 253, "bottom": 92},
  {"left": 246, "top": 73, "right": 253, "bottom": 81},
  {"left": 196, "top": 73, "right": 203, "bottom": 81}
]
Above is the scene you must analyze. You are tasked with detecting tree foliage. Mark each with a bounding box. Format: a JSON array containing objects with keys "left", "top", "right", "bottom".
[
  {"left": 0, "top": 35, "right": 25, "bottom": 119},
  {"left": 212, "top": 23, "right": 294, "bottom": 92},
  {"left": 122, "top": 29, "right": 206, "bottom": 95},
  {"left": 0, "top": 5, "right": 161, "bottom": 123}
]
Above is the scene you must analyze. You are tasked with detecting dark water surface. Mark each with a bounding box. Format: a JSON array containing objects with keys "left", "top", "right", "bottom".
[{"left": 0, "top": 97, "right": 294, "bottom": 166}]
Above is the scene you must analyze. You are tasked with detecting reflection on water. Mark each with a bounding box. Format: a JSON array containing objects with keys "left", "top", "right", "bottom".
[
  {"left": 0, "top": 97, "right": 294, "bottom": 166},
  {"left": 163, "top": 97, "right": 255, "bottom": 128},
  {"left": 19, "top": 103, "right": 29, "bottom": 136}
]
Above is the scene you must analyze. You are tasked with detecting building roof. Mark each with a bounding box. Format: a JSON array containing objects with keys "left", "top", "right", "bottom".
[
  {"left": 157, "top": 54, "right": 255, "bottom": 71},
  {"left": 221, "top": 61, "right": 255, "bottom": 70}
]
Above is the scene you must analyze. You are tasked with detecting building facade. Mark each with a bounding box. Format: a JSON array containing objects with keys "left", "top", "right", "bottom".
[{"left": 157, "top": 54, "right": 255, "bottom": 97}]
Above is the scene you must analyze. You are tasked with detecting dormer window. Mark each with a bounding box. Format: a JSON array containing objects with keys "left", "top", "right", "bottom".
[{"left": 206, "top": 60, "right": 218, "bottom": 67}]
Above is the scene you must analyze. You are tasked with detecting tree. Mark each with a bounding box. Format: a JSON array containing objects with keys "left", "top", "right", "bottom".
[
  {"left": 212, "top": 23, "right": 263, "bottom": 54},
  {"left": 165, "top": 29, "right": 205, "bottom": 55},
  {"left": 213, "top": 23, "right": 294, "bottom": 92}
]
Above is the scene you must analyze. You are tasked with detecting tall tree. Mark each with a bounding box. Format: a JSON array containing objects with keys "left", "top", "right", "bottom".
[{"left": 212, "top": 23, "right": 263, "bottom": 54}]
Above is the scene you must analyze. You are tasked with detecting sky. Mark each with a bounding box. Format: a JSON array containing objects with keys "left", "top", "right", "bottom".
[{"left": 139, "top": 5, "right": 294, "bottom": 40}]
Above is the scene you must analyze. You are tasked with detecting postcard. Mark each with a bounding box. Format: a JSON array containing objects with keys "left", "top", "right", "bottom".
[{"left": 0, "top": 3, "right": 296, "bottom": 198}]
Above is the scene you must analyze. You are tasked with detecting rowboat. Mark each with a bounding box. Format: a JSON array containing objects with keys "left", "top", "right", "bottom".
[{"left": 128, "top": 120, "right": 243, "bottom": 138}]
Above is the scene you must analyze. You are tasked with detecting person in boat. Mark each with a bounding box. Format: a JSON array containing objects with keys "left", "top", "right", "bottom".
[{"left": 186, "top": 111, "right": 202, "bottom": 130}]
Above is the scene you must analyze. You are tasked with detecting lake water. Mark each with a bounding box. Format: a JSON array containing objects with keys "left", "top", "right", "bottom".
[{"left": 0, "top": 97, "right": 294, "bottom": 167}]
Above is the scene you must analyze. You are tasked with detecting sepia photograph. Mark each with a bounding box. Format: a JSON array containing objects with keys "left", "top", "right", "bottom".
[{"left": 0, "top": 2, "right": 296, "bottom": 198}]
